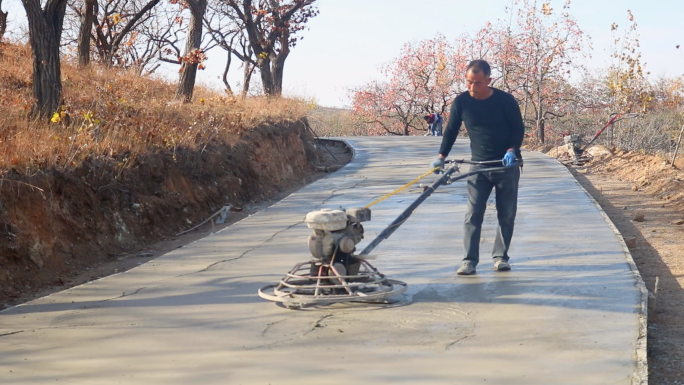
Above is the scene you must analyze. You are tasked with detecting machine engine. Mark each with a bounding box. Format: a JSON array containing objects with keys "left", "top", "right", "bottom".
[
  {"left": 304, "top": 207, "right": 371, "bottom": 277},
  {"left": 564, "top": 134, "right": 583, "bottom": 159}
]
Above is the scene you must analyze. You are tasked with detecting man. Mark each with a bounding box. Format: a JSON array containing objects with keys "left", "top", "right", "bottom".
[
  {"left": 430, "top": 60, "right": 524, "bottom": 275},
  {"left": 424, "top": 113, "right": 443, "bottom": 136}
]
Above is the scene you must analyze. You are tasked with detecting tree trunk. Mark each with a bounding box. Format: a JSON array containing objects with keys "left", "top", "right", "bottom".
[
  {"left": 175, "top": 0, "right": 207, "bottom": 102},
  {"left": 536, "top": 99, "right": 544, "bottom": 143},
  {"left": 537, "top": 118, "right": 545, "bottom": 144},
  {"left": 271, "top": 55, "right": 286, "bottom": 96},
  {"left": 257, "top": 58, "right": 274, "bottom": 96},
  {"left": 270, "top": 30, "right": 290, "bottom": 96},
  {"left": 522, "top": 90, "right": 529, "bottom": 131},
  {"left": 222, "top": 50, "right": 233, "bottom": 95},
  {"left": 77, "top": 0, "right": 97, "bottom": 68},
  {"left": 21, "top": 0, "right": 68, "bottom": 117},
  {"left": 671, "top": 123, "right": 684, "bottom": 166},
  {"left": 0, "top": 0, "right": 8, "bottom": 40},
  {"left": 536, "top": 80, "right": 544, "bottom": 143},
  {"left": 242, "top": 60, "right": 254, "bottom": 97}
]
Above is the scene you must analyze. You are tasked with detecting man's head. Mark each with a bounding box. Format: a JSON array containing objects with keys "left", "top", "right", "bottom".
[
  {"left": 465, "top": 60, "right": 492, "bottom": 100},
  {"left": 423, "top": 115, "right": 431, "bottom": 121}
]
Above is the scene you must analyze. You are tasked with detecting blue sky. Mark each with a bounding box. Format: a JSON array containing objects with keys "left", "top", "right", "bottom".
[{"left": 4, "top": 0, "right": 684, "bottom": 107}]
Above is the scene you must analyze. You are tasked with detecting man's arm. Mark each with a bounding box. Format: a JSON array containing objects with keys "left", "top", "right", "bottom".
[
  {"left": 504, "top": 94, "right": 525, "bottom": 158},
  {"left": 438, "top": 98, "right": 462, "bottom": 158}
]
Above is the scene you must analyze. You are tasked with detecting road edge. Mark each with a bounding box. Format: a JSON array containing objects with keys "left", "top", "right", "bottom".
[
  {"left": 536, "top": 151, "right": 649, "bottom": 385},
  {"left": 319, "top": 137, "right": 356, "bottom": 166}
]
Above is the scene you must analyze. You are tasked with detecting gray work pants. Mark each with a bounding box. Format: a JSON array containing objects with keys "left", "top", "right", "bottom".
[{"left": 463, "top": 165, "right": 521, "bottom": 265}]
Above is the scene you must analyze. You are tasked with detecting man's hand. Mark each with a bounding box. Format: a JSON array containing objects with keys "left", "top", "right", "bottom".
[
  {"left": 502, "top": 149, "right": 517, "bottom": 167},
  {"left": 430, "top": 156, "right": 445, "bottom": 173}
]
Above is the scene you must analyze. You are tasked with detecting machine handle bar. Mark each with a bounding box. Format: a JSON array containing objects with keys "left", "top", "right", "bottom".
[{"left": 359, "top": 159, "right": 523, "bottom": 256}]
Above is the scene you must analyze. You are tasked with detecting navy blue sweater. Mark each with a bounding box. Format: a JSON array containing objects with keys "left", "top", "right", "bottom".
[{"left": 439, "top": 88, "right": 524, "bottom": 161}]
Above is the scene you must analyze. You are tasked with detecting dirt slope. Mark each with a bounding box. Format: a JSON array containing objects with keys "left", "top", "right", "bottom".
[{"left": 0, "top": 121, "right": 350, "bottom": 307}]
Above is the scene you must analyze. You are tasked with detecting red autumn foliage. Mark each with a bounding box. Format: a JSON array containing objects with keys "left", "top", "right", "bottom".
[
  {"left": 351, "top": 0, "right": 589, "bottom": 142},
  {"left": 351, "top": 35, "right": 466, "bottom": 136}
]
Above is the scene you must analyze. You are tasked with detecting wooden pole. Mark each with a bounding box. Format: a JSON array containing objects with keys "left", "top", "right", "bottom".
[{"left": 671, "top": 123, "right": 684, "bottom": 167}]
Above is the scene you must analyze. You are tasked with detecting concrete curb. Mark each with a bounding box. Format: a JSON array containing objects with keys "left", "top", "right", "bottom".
[
  {"left": 318, "top": 137, "right": 356, "bottom": 171},
  {"left": 540, "top": 152, "right": 649, "bottom": 385},
  {"left": 316, "top": 137, "right": 355, "bottom": 162}
]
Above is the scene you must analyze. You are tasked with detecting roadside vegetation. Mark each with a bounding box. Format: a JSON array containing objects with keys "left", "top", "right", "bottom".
[{"left": 0, "top": 44, "right": 309, "bottom": 171}]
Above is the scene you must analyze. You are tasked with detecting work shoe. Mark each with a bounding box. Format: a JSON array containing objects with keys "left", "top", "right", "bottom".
[
  {"left": 494, "top": 259, "right": 511, "bottom": 271},
  {"left": 457, "top": 261, "right": 476, "bottom": 275}
]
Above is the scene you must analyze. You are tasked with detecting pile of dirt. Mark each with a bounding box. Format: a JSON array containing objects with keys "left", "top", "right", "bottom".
[
  {"left": 540, "top": 143, "right": 684, "bottom": 213},
  {"left": 0, "top": 120, "right": 351, "bottom": 307},
  {"left": 582, "top": 148, "right": 684, "bottom": 210}
]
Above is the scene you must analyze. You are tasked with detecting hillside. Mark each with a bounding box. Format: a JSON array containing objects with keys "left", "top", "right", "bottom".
[{"left": 0, "top": 43, "right": 350, "bottom": 306}]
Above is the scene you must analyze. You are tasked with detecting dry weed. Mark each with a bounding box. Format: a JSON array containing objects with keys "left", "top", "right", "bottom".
[
  {"left": 542, "top": 111, "right": 683, "bottom": 156},
  {"left": 0, "top": 43, "right": 310, "bottom": 171},
  {"left": 307, "top": 106, "right": 364, "bottom": 137}
]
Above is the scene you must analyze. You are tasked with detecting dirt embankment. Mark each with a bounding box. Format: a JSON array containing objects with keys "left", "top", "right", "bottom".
[
  {"left": 0, "top": 120, "right": 339, "bottom": 306},
  {"left": 538, "top": 143, "right": 684, "bottom": 384}
]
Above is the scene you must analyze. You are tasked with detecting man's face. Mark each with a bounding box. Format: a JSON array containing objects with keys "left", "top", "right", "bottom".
[{"left": 465, "top": 69, "right": 492, "bottom": 99}]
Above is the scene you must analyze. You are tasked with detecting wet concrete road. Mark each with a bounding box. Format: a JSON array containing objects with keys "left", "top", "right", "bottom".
[{"left": 0, "top": 137, "right": 646, "bottom": 384}]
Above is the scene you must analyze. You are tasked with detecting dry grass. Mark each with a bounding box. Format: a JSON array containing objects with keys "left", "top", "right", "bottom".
[
  {"left": 0, "top": 43, "right": 309, "bottom": 171},
  {"left": 307, "top": 106, "right": 363, "bottom": 137},
  {"left": 537, "top": 111, "right": 684, "bottom": 156}
]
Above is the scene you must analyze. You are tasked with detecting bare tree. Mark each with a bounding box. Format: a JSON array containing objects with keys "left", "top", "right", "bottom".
[
  {"left": 64, "top": 0, "right": 183, "bottom": 75},
  {"left": 92, "top": 0, "right": 162, "bottom": 67},
  {"left": 175, "top": 0, "right": 207, "bottom": 102},
  {"left": 204, "top": 1, "right": 256, "bottom": 95},
  {"left": 129, "top": 4, "right": 184, "bottom": 75},
  {"left": 222, "top": 0, "right": 318, "bottom": 96},
  {"left": 60, "top": 0, "right": 162, "bottom": 67},
  {"left": 21, "top": 0, "right": 68, "bottom": 117}
]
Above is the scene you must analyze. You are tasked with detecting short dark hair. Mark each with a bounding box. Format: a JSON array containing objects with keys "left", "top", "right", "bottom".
[{"left": 466, "top": 60, "right": 491, "bottom": 78}]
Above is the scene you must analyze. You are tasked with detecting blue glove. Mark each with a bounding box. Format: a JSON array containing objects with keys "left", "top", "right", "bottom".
[
  {"left": 430, "top": 157, "right": 445, "bottom": 173},
  {"left": 502, "top": 150, "right": 517, "bottom": 167}
]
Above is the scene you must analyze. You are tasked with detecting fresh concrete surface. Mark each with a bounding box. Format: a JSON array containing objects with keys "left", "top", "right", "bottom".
[{"left": 0, "top": 137, "right": 646, "bottom": 384}]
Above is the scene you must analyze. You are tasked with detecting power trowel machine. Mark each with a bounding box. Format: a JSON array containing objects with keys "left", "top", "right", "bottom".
[
  {"left": 258, "top": 157, "right": 522, "bottom": 309},
  {"left": 258, "top": 206, "right": 407, "bottom": 307}
]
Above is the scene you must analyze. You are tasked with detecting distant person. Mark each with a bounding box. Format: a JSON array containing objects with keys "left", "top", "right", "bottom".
[
  {"left": 424, "top": 113, "right": 443, "bottom": 136},
  {"left": 429, "top": 59, "right": 524, "bottom": 276}
]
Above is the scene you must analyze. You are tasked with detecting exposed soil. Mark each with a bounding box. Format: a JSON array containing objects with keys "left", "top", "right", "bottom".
[
  {"left": 0, "top": 122, "right": 351, "bottom": 309},
  {"left": 541, "top": 144, "right": 684, "bottom": 384}
]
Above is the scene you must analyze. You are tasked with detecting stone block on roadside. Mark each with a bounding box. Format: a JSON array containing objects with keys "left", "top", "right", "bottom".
[
  {"left": 632, "top": 211, "right": 645, "bottom": 222},
  {"left": 672, "top": 219, "right": 684, "bottom": 226},
  {"left": 624, "top": 237, "right": 637, "bottom": 248}
]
